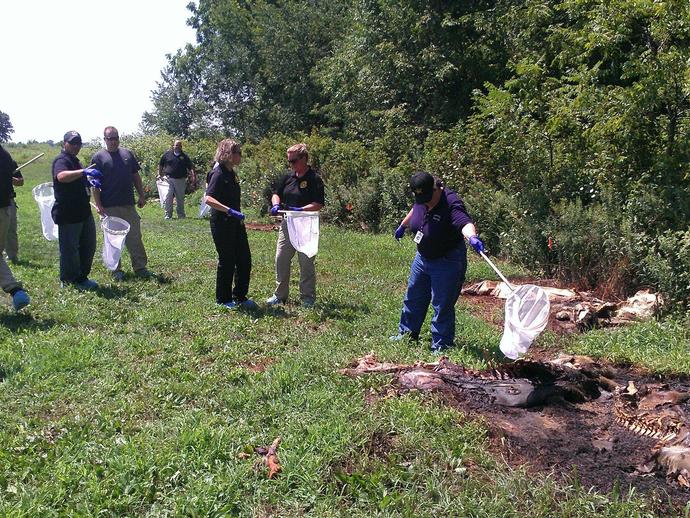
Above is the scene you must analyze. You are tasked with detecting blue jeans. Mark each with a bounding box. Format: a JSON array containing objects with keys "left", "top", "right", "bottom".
[
  {"left": 58, "top": 215, "right": 97, "bottom": 284},
  {"left": 398, "top": 246, "right": 467, "bottom": 349}
]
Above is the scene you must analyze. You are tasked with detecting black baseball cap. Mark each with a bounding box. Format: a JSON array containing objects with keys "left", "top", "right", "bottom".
[
  {"left": 63, "top": 131, "right": 82, "bottom": 145},
  {"left": 410, "top": 171, "right": 435, "bottom": 204}
]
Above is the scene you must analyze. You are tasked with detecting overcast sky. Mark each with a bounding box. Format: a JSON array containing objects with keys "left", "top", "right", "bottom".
[{"left": 0, "top": 1, "right": 197, "bottom": 143}]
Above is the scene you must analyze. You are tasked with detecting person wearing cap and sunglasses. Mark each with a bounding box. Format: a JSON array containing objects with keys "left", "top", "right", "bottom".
[
  {"left": 391, "top": 171, "right": 485, "bottom": 353},
  {"left": 51, "top": 131, "right": 101, "bottom": 290},
  {"left": 266, "top": 143, "right": 325, "bottom": 307},
  {"left": 0, "top": 144, "right": 30, "bottom": 311},
  {"left": 90, "top": 126, "right": 152, "bottom": 281}
]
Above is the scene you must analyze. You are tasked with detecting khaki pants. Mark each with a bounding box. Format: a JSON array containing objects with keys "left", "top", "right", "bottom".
[
  {"left": 103, "top": 205, "right": 148, "bottom": 273},
  {"left": 0, "top": 205, "right": 21, "bottom": 293},
  {"left": 273, "top": 219, "right": 316, "bottom": 302},
  {"left": 163, "top": 176, "right": 188, "bottom": 218}
]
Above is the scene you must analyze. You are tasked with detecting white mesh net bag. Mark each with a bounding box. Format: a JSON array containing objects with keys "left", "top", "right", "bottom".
[
  {"left": 499, "top": 284, "right": 551, "bottom": 360},
  {"left": 156, "top": 178, "right": 169, "bottom": 208},
  {"left": 285, "top": 211, "right": 320, "bottom": 258},
  {"left": 101, "top": 216, "right": 130, "bottom": 271},
  {"left": 31, "top": 182, "right": 59, "bottom": 241}
]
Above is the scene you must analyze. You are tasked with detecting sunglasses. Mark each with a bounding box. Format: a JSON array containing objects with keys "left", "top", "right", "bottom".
[
  {"left": 104, "top": 136, "right": 119, "bottom": 141},
  {"left": 287, "top": 156, "right": 302, "bottom": 164}
]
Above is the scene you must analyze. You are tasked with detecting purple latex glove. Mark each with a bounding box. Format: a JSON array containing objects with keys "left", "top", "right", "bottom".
[
  {"left": 286, "top": 206, "right": 303, "bottom": 211},
  {"left": 270, "top": 203, "right": 281, "bottom": 216},
  {"left": 227, "top": 208, "right": 245, "bottom": 220},
  {"left": 82, "top": 167, "right": 103, "bottom": 180},
  {"left": 88, "top": 178, "right": 102, "bottom": 189},
  {"left": 469, "top": 235, "right": 485, "bottom": 254},
  {"left": 83, "top": 167, "right": 102, "bottom": 179},
  {"left": 394, "top": 225, "right": 406, "bottom": 241}
]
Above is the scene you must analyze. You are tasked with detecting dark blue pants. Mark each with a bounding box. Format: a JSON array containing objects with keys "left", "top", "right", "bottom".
[
  {"left": 210, "top": 216, "right": 251, "bottom": 304},
  {"left": 58, "top": 214, "right": 97, "bottom": 284},
  {"left": 398, "top": 246, "right": 467, "bottom": 349}
]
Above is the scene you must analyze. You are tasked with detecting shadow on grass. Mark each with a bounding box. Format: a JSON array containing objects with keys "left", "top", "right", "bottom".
[
  {"left": 0, "top": 312, "right": 58, "bottom": 332},
  {"left": 229, "top": 300, "right": 371, "bottom": 323},
  {"left": 7, "top": 258, "right": 41, "bottom": 268},
  {"left": 91, "top": 284, "right": 140, "bottom": 302}
]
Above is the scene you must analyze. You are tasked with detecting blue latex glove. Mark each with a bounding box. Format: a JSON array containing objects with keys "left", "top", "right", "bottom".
[
  {"left": 469, "top": 235, "right": 485, "bottom": 254},
  {"left": 83, "top": 167, "right": 103, "bottom": 179},
  {"left": 394, "top": 224, "right": 406, "bottom": 241},
  {"left": 227, "top": 208, "right": 245, "bottom": 220},
  {"left": 270, "top": 203, "right": 281, "bottom": 216},
  {"left": 88, "top": 178, "right": 102, "bottom": 189},
  {"left": 286, "top": 206, "right": 303, "bottom": 211}
]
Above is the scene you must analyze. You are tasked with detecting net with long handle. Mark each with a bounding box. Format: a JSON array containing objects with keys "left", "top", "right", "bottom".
[{"left": 479, "top": 252, "right": 550, "bottom": 359}]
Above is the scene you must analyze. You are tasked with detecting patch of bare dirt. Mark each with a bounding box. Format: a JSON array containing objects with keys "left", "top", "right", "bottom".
[
  {"left": 240, "top": 357, "right": 276, "bottom": 373},
  {"left": 246, "top": 222, "right": 279, "bottom": 232}
]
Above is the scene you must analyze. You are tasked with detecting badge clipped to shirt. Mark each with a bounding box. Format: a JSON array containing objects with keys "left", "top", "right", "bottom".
[
  {"left": 413, "top": 231, "right": 424, "bottom": 244},
  {"left": 299, "top": 180, "right": 308, "bottom": 189}
]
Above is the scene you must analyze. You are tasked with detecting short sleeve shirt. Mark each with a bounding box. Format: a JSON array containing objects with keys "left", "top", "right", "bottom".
[
  {"left": 90, "top": 148, "right": 141, "bottom": 207},
  {"left": 408, "top": 189, "right": 474, "bottom": 259},
  {"left": 206, "top": 164, "right": 241, "bottom": 219},
  {"left": 159, "top": 150, "right": 193, "bottom": 179},
  {"left": 274, "top": 168, "right": 325, "bottom": 207},
  {"left": 51, "top": 151, "right": 91, "bottom": 224}
]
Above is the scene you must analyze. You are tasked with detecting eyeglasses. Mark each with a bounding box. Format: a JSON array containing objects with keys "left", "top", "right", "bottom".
[{"left": 104, "top": 136, "right": 119, "bottom": 141}]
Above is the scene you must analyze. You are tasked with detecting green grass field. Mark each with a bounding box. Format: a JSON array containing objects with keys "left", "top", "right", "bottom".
[{"left": 0, "top": 144, "right": 688, "bottom": 516}]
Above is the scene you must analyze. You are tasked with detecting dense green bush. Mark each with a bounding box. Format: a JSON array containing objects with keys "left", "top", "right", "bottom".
[{"left": 642, "top": 229, "right": 690, "bottom": 311}]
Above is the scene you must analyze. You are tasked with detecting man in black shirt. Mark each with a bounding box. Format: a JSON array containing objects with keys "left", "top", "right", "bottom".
[
  {"left": 0, "top": 144, "right": 30, "bottom": 310},
  {"left": 52, "top": 131, "right": 101, "bottom": 290},
  {"left": 266, "top": 143, "right": 325, "bottom": 307},
  {"left": 158, "top": 139, "right": 196, "bottom": 220}
]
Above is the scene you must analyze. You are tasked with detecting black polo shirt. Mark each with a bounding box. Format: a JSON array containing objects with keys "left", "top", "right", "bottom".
[
  {"left": 51, "top": 151, "right": 91, "bottom": 224},
  {"left": 0, "top": 145, "right": 17, "bottom": 208},
  {"left": 274, "top": 168, "right": 325, "bottom": 207},
  {"left": 206, "top": 164, "right": 241, "bottom": 219},
  {"left": 159, "top": 150, "right": 193, "bottom": 179}
]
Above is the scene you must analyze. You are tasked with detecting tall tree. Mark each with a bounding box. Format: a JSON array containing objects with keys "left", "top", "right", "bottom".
[
  {"left": 144, "top": 0, "right": 349, "bottom": 140},
  {"left": 0, "top": 111, "right": 14, "bottom": 143},
  {"left": 314, "top": 0, "right": 517, "bottom": 143}
]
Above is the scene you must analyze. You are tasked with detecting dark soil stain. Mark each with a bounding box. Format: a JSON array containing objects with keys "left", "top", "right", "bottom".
[{"left": 439, "top": 362, "right": 690, "bottom": 512}]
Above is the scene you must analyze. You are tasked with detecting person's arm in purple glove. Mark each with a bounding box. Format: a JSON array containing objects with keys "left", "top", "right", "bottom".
[
  {"left": 204, "top": 195, "right": 245, "bottom": 220},
  {"left": 57, "top": 165, "right": 98, "bottom": 184},
  {"left": 227, "top": 208, "right": 245, "bottom": 220},
  {"left": 462, "top": 223, "right": 485, "bottom": 253},
  {"left": 394, "top": 225, "right": 406, "bottom": 241},
  {"left": 82, "top": 167, "right": 102, "bottom": 179},
  {"left": 394, "top": 208, "right": 414, "bottom": 241},
  {"left": 270, "top": 203, "right": 281, "bottom": 216}
]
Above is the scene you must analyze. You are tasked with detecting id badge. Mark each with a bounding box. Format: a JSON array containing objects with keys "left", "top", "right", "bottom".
[{"left": 413, "top": 231, "right": 424, "bottom": 244}]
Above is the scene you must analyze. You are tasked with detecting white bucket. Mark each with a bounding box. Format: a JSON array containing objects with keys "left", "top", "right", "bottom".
[
  {"left": 499, "top": 284, "right": 550, "bottom": 359},
  {"left": 156, "top": 178, "right": 169, "bottom": 208},
  {"left": 31, "top": 182, "right": 59, "bottom": 241},
  {"left": 285, "top": 211, "right": 319, "bottom": 258},
  {"left": 101, "top": 216, "right": 130, "bottom": 271}
]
